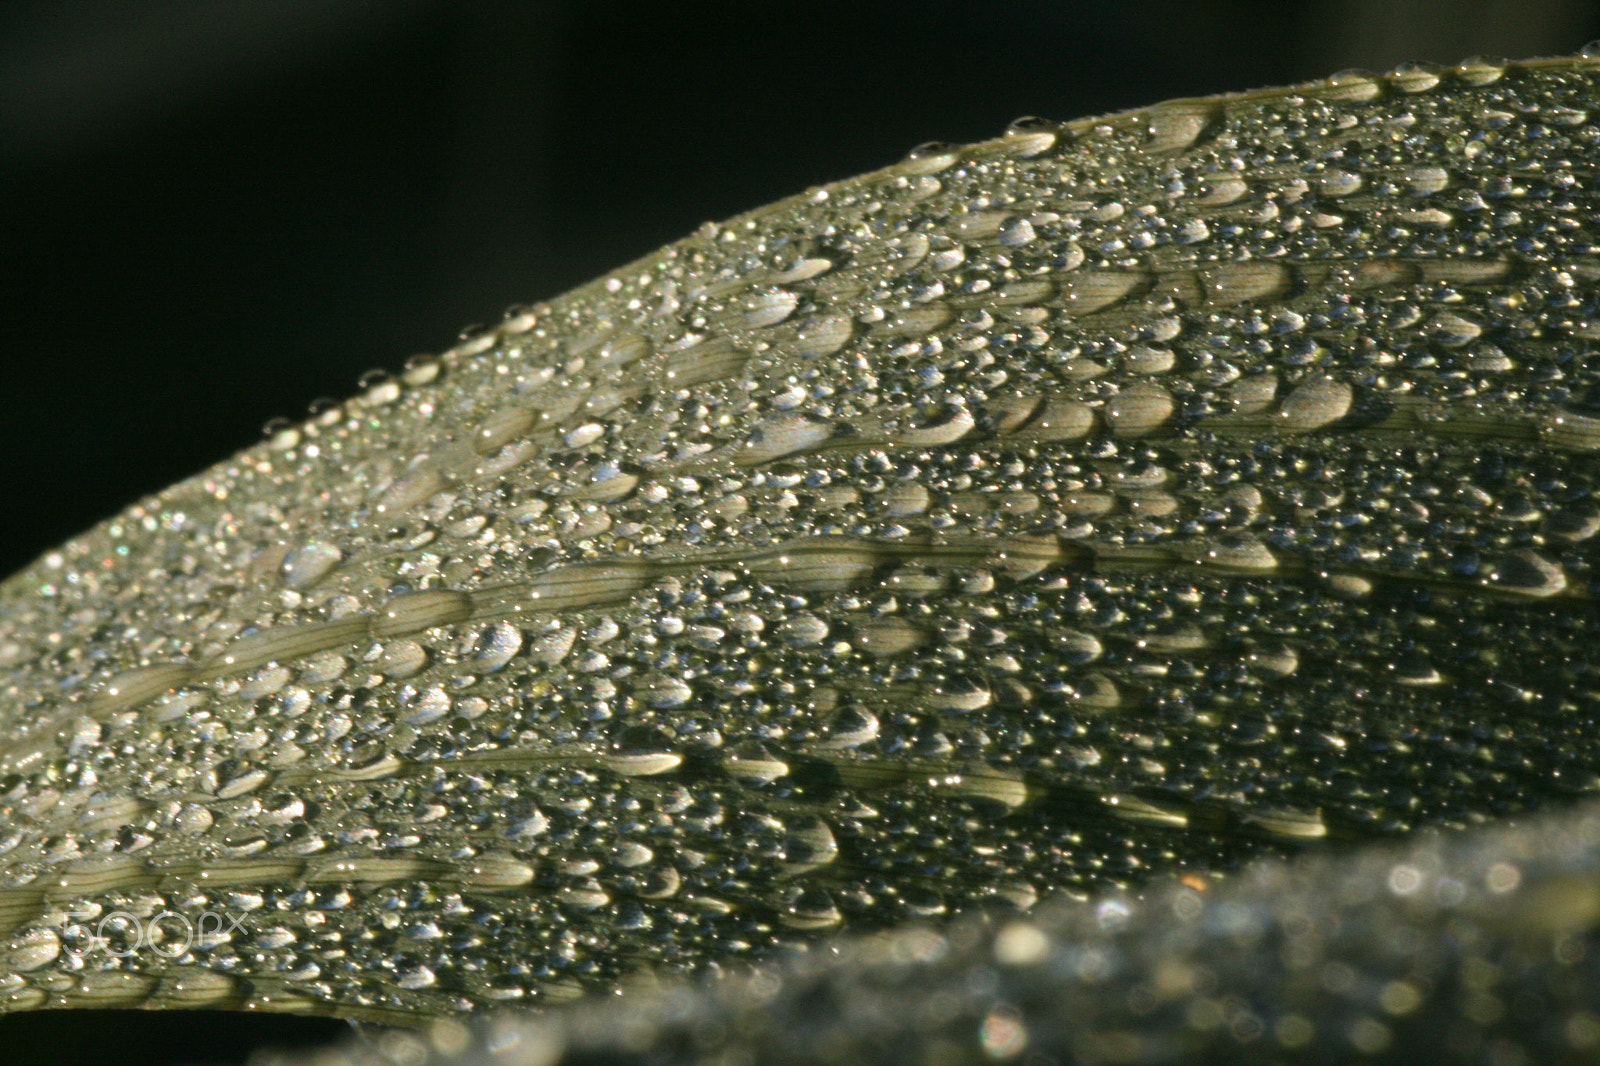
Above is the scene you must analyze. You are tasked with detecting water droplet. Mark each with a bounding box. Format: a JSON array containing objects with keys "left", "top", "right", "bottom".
[
  {"left": 1145, "top": 102, "right": 1215, "bottom": 152},
  {"left": 1547, "top": 504, "right": 1600, "bottom": 542},
  {"left": 999, "top": 218, "right": 1036, "bottom": 247},
  {"left": 1105, "top": 383, "right": 1175, "bottom": 438},
  {"left": 722, "top": 746, "right": 790, "bottom": 784},
  {"left": 853, "top": 616, "right": 925, "bottom": 657},
  {"left": 1486, "top": 550, "right": 1567, "bottom": 598},
  {"left": 1205, "top": 534, "right": 1280, "bottom": 573},
  {"left": 641, "top": 676, "right": 692, "bottom": 709},
  {"left": 281, "top": 542, "right": 343, "bottom": 590},
  {"left": 900, "top": 143, "right": 957, "bottom": 175},
  {"left": 377, "top": 639, "right": 429, "bottom": 679},
  {"left": 741, "top": 413, "right": 834, "bottom": 463},
  {"left": 779, "top": 886, "right": 842, "bottom": 929},
  {"left": 505, "top": 808, "right": 549, "bottom": 841},
  {"left": 793, "top": 312, "right": 853, "bottom": 358},
  {"left": 1388, "top": 60, "right": 1442, "bottom": 92},
  {"left": 397, "top": 966, "right": 438, "bottom": 991},
  {"left": 603, "top": 751, "right": 683, "bottom": 777},
  {"left": 743, "top": 290, "right": 800, "bottom": 329},
  {"left": 1454, "top": 56, "right": 1508, "bottom": 86},
  {"left": 1125, "top": 346, "right": 1176, "bottom": 375},
  {"left": 1324, "top": 69, "right": 1382, "bottom": 102},
  {"left": 3, "top": 928, "right": 62, "bottom": 972},
  {"left": 1429, "top": 312, "right": 1483, "bottom": 347},
  {"left": 1317, "top": 170, "right": 1364, "bottom": 197},
  {"left": 261, "top": 417, "right": 299, "bottom": 449},
  {"left": 1277, "top": 377, "right": 1353, "bottom": 433},
  {"left": 401, "top": 353, "right": 442, "bottom": 385},
  {"left": 609, "top": 842, "right": 655, "bottom": 869},
  {"left": 215, "top": 767, "right": 273, "bottom": 800},
  {"left": 528, "top": 626, "right": 577, "bottom": 665},
  {"left": 471, "top": 622, "right": 522, "bottom": 672},
  {"left": 820, "top": 705, "right": 879, "bottom": 749},
  {"left": 769, "top": 257, "right": 833, "bottom": 284},
  {"left": 927, "top": 678, "right": 992, "bottom": 713},
  {"left": 775, "top": 614, "right": 829, "bottom": 647}
]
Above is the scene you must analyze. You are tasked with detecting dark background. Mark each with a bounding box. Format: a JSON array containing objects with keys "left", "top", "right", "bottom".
[{"left": 0, "top": 1, "right": 1594, "bottom": 1063}]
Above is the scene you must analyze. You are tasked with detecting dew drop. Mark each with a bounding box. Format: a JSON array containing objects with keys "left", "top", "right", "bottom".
[
  {"left": 377, "top": 639, "right": 429, "bottom": 679},
  {"left": 1277, "top": 377, "right": 1353, "bottom": 433},
  {"left": 1453, "top": 56, "right": 1508, "bottom": 85},
  {"left": 1547, "top": 504, "right": 1600, "bottom": 542},
  {"left": 1205, "top": 534, "right": 1280, "bottom": 573},
  {"left": 3, "top": 928, "right": 62, "bottom": 973},
  {"left": 261, "top": 417, "right": 300, "bottom": 450},
  {"left": 821, "top": 705, "right": 879, "bottom": 749},
  {"left": 742, "top": 413, "right": 835, "bottom": 463},
  {"left": 1317, "top": 170, "right": 1364, "bottom": 197},
  {"left": 1486, "top": 550, "right": 1568, "bottom": 598},
  {"left": 776, "top": 614, "right": 830, "bottom": 647},
  {"left": 529, "top": 626, "right": 577, "bottom": 665},
  {"left": 999, "top": 218, "right": 1036, "bottom": 247},
  {"left": 402, "top": 685, "right": 453, "bottom": 727},
  {"left": 563, "top": 423, "right": 605, "bottom": 449},
  {"left": 216, "top": 768, "right": 274, "bottom": 800},
  {"left": 1105, "top": 383, "right": 1175, "bottom": 438},
  {"left": 769, "top": 257, "right": 834, "bottom": 284},
  {"left": 1429, "top": 312, "right": 1483, "bottom": 347},
  {"left": 473, "top": 407, "right": 537, "bottom": 455},
  {"left": 401, "top": 353, "right": 442, "bottom": 386},
  {"left": 641, "top": 676, "right": 693, "bottom": 709},
  {"left": 853, "top": 617, "right": 926, "bottom": 657},
  {"left": 397, "top": 967, "right": 438, "bottom": 991},
  {"left": 1005, "top": 115, "right": 1056, "bottom": 135},
  {"left": 471, "top": 622, "right": 523, "bottom": 672},
  {"left": 744, "top": 290, "right": 800, "bottom": 329},
  {"left": 1125, "top": 346, "right": 1176, "bottom": 375},
  {"left": 376, "top": 467, "right": 444, "bottom": 516},
  {"left": 1388, "top": 60, "right": 1443, "bottom": 93},
  {"left": 793, "top": 312, "right": 854, "bottom": 358},
  {"left": 281, "top": 542, "right": 343, "bottom": 590}
]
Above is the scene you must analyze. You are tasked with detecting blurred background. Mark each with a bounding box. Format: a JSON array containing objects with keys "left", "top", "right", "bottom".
[{"left": 0, "top": 1, "right": 1595, "bottom": 1063}]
